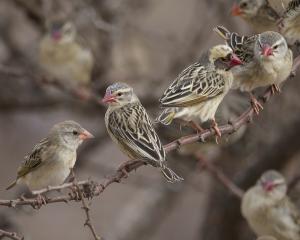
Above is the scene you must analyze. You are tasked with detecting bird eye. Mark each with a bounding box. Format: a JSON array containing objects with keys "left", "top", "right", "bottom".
[
  {"left": 240, "top": 2, "right": 248, "bottom": 8},
  {"left": 273, "top": 45, "right": 278, "bottom": 50},
  {"left": 72, "top": 130, "right": 79, "bottom": 135},
  {"left": 117, "top": 92, "right": 123, "bottom": 97}
]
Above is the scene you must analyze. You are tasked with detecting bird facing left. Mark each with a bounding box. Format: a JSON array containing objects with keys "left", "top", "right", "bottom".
[{"left": 6, "top": 120, "right": 94, "bottom": 192}]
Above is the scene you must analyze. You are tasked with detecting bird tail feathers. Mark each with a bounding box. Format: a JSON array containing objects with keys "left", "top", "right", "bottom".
[
  {"left": 161, "top": 166, "right": 184, "bottom": 183},
  {"left": 213, "top": 25, "right": 231, "bottom": 40},
  {"left": 6, "top": 180, "right": 17, "bottom": 190},
  {"left": 155, "top": 109, "right": 176, "bottom": 125}
]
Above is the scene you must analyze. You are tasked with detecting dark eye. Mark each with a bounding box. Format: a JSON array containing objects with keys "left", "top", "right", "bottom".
[
  {"left": 240, "top": 2, "right": 248, "bottom": 8},
  {"left": 117, "top": 92, "right": 123, "bottom": 97},
  {"left": 73, "top": 130, "right": 79, "bottom": 135},
  {"left": 273, "top": 45, "right": 278, "bottom": 50}
]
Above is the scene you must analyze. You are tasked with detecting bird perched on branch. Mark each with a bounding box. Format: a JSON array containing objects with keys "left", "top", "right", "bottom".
[
  {"left": 231, "top": 0, "right": 280, "bottom": 33},
  {"left": 39, "top": 19, "right": 94, "bottom": 94},
  {"left": 214, "top": 26, "right": 293, "bottom": 114},
  {"left": 280, "top": 0, "right": 300, "bottom": 45},
  {"left": 241, "top": 170, "right": 300, "bottom": 240},
  {"left": 156, "top": 44, "right": 243, "bottom": 138},
  {"left": 102, "top": 82, "right": 183, "bottom": 183},
  {"left": 6, "top": 121, "right": 94, "bottom": 191}
]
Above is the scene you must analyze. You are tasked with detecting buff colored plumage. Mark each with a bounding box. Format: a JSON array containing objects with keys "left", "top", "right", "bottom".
[
  {"left": 103, "top": 83, "right": 183, "bottom": 183},
  {"left": 39, "top": 20, "right": 94, "bottom": 88},
  {"left": 156, "top": 44, "right": 243, "bottom": 137},
  {"left": 242, "top": 170, "right": 300, "bottom": 240},
  {"left": 6, "top": 121, "right": 94, "bottom": 191}
]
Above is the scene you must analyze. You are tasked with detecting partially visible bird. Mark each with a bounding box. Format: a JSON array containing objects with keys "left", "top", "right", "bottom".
[
  {"left": 231, "top": 0, "right": 280, "bottom": 33},
  {"left": 214, "top": 26, "right": 293, "bottom": 114},
  {"left": 156, "top": 44, "right": 243, "bottom": 138},
  {"left": 6, "top": 121, "right": 94, "bottom": 191},
  {"left": 39, "top": 19, "right": 94, "bottom": 90},
  {"left": 241, "top": 170, "right": 300, "bottom": 240},
  {"left": 280, "top": 0, "right": 300, "bottom": 45},
  {"left": 102, "top": 82, "right": 183, "bottom": 183},
  {"left": 257, "top": 236, "right": 277, "bottom": 240}
]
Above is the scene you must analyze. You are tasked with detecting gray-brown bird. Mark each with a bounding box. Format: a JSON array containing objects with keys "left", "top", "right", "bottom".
[
  {"left": 231, "top": 0, "right": 280, "bottom": 33},
  {"left": 156, "top": 44, "right": 243, "bottom": 137},
  {"left": 6, "top": 121, "right": 94, "bottom": 191},
  {"left": 39, "top": 20, "right": 94, "bottom": 89},
  {"left": 280, "top": 0, "right": 300, "bottom": 45},
  {"left": 214, "top": 26, "right": 293, "bottom": 114},
  {"left": 103, "top": 82, "right": 183, "bottom": 183},
  {"left": 241, "top": 170, "right": 300, "bottom": 240}
]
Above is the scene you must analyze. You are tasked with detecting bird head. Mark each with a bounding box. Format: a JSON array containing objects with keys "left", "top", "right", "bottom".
[
  {"left": 209, "top": 45, "right": 243, "bottom": 70},
  {"left": 48, "top": 21, "right": 76, "bottom": 44},
  {"left": 231, "top": 0, "right": 262, "bottom": 18},
  {"left": 257, "top": 170, "right": 287, "bottom": 200},
  {"left": 102, "top": 82, "right": 139, "bottom": 108},
  {"left": 50, "top": 120, "right": 94, "bottom": 149},
  {"left": 254, "top": 32, "right": 288, "bottom": 61}
]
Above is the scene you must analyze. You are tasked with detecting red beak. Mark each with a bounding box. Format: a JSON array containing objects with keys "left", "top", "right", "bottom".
[
  {"left": 261, "top": 45, "right": 273, "bottom": 57},
  {"left": 230, "top": 53, "right": 243, "bottom": 67},
  {"left": 79, "top": 130, "right": 94, "bottom": 140},
  {"left": 51, "top": 31, "right": 62, "bottom": 41},
  {"left": 262, "top": 181, "right": 274, "bottom": 192},
  {"left": 102, "top": 93, "right": 117, "bottom": 104},
  {"left": 231, "top": 3, "right": 242, "bottom": 16}
]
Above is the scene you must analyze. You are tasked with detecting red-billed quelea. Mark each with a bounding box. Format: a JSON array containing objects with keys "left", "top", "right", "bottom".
[
  {"left": 156, "top": 44, "right": 243, "bottom": 138},
  {"left": 214, "top": 26, "right": 293, "bottom": 114},
  {"left": 241, "top": 170, "right": 300, "bottom": 240},
  {"left": 103, "top": 82, "right": 183, "bottom": 183},
  {"left": 6, "top": 121, "right": 94, "bottom": 191},
  {"left": 231, "top": 0, "right": 280, "bottom": 33}
]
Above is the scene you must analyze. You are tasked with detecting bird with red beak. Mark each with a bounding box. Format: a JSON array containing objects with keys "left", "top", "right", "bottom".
[
  {"left": 241, "top": 170, "right": 300, "bottom": 240},
  {"left": 214, "top": 26, "right": 293, "bottom": 115},
  {"left": 231, "top": 0, "right": 280, "bottom": 33}
]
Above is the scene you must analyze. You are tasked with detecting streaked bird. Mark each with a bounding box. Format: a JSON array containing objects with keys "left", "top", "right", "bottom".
[
  {"left": 231, "top": 0, "right": 280, "bottom": 33},
  {"left": 241, "top": 170, "right": 300, "bottom": 240},
  {"left": 156, "top": 44, "right": 243, "bottom": 138},
  {"left": 39, "top": 20, "right": 94, "bottom": 88},
  {"left": 214, "top": 26, "right": 293, "bottom": 114},
  {"left": 6, "top": 121, "right": 94, "bottom": 191},
  {"left": 103, "top": 82, "right": 183, "bottom": 183}
]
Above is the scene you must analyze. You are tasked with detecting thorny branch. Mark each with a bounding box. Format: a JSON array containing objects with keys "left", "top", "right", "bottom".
[{"left": 0, "top": 229, "right": 24, "bottom": 240}]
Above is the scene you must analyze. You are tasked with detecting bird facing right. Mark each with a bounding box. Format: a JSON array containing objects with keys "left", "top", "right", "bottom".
[
  {"left": 241, "top": 170, "right": 300, "bottom": 240},
  {"left": 214, "top": 26, "right": 293, "bottom": 114}
]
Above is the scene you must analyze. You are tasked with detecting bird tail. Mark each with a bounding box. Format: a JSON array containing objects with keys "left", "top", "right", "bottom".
[
  {"left": 160, "top": 166, "right": 184, "bottom": 183},
  {"left": 6, "top": 180, "right": 17, "bottom": 190},
  {"left": 155, "top": 109, "right": 176, "bottom": 125},
  {"left": 213, "top": 25, "right": 231, "bottom": 40}
]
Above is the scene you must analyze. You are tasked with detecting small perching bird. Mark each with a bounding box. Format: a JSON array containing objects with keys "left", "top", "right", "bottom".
[
  {"left": 156, "top": 44, "right": 243, "bottom": 138},
  {"left": 231, "top": 0, "right": 280, "bottom": 33},
  {"left": 214, "top": 26, "right": 293, "bottom": 114},
  {"left": 39, "top": 19, "right": 94, "bottom": 90},
  {"left": 241, "top": 170, "right": 300, "bottom": 240},
  {"left": 280, "top": 0, "right": 300, "bottom": 45},
  {"left": 102, "top": 82, "right": 183, "bottom": 183},
  {"left": 6, "top": 121, "right": 94, "bottom": 191}
]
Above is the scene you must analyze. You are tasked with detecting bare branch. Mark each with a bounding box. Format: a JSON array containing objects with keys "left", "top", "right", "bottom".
[{"left": 0, "top": 229, "right": 24, "bottom": 240}]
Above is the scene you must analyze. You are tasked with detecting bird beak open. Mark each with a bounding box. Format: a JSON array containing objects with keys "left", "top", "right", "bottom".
[
  {"left": 51, "top": 31, "right": 62, "bottom": 41},
  {"left": 231, "top": 3, "right": 242, "bottom": 16},
  {"left": 230, "top": 53, "right": 243, "bottom": 67},
  {"left": 262, "top": 181, "right": 274, "bottom": 192},
  {"left": 261, "top": 45, "right": 273, "bottom": 57},
  {"left": 102, "top": 93, "right": 117, "bottom": 104},
  {"left": 79, "top": 130, "right": 94, "bottom": 140}
]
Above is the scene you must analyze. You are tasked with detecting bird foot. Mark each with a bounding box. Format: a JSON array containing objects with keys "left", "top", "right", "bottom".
[
  {"left": 189, "top": 121, "right": 204, "bottom": 134},
  {"left": 250, "top": 96, "right": 263, "bottom": 115},
  {"left": 34, "top": 194, "right": 47, "bottom": 208},
  {"left": 210, "top": 120, "right": 221, "bottom": 144},
  {"left": 270, "top": 84, "right": 281, "bottom": 95}
]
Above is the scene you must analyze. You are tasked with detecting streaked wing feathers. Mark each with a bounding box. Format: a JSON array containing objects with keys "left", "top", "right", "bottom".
[
  {"left": 159, "top": 62, "right": 225, "bottom": 107},
  {"left": 108, "top": 103, "right": 165, "bottom": 165}
]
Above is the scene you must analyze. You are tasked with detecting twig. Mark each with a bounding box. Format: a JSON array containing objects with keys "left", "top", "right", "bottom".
[
  {"left": 71, "top": 170, "right": 102, "bottom": 240},
  {"left": 0, "top": 229, "right": 24, "bottom": 240},
  {"left": 196, "top": 153, "right": 244, "bottom": 199}
]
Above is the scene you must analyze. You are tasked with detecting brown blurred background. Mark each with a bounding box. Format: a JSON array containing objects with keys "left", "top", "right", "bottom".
[{"left": 0, "top": 0, "right": 300, "bottom": 239}]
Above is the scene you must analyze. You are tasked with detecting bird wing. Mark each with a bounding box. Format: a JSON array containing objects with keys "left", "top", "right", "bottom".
[
  {"left": 108, "top": 103, "right": 165, "bottom": 165},
  {"left": 16, "top": 138, "right": 57, "bottom": 178},
  {"left": 214, "top": 26, "right": 257, "bottom": 63},
  {"left": 159, "top": 62, "right": 226, "bottom": 107},
  {"left": 284, "top": 0, "right": 300, "bottom": 15}
]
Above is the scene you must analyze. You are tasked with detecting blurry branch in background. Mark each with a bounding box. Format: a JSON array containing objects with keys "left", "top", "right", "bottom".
[
  {"left": 196, "top": 153, "right": 244, "bottom": 199},
  {"left": 0, "top": 229, "right": 24, "bottom": 240}
]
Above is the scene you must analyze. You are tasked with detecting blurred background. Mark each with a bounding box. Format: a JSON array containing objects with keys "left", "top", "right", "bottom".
[{"left": 0, "top": 0, "right": 300, "bottom": 239}]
